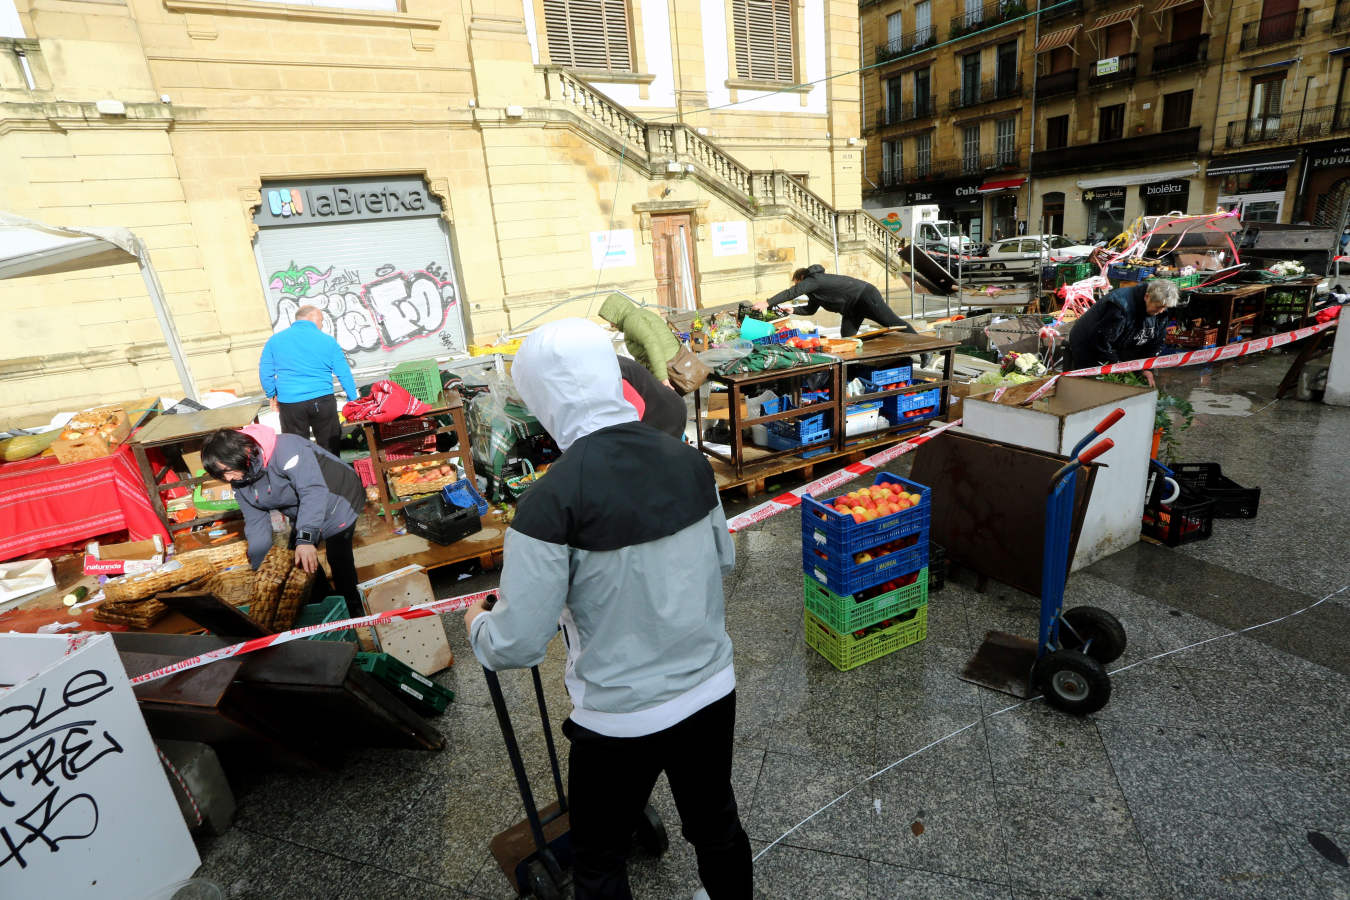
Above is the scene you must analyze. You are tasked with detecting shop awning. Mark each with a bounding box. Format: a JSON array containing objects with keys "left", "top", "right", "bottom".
[
  {"left": 1077, "top": 165, "right": 1198, "bottom": 188},
  {"left": 1035, "top": 25, "right": 1081, "bottom": 54},
  {"left": 1206, "top": 152, "right": 1297, "bottom": 176},
  {"left": 978, "top": 177, "right": 1026, "bottom": 193},
  {"left": 1088, "top": 5, "right": 1142, "bottom": 31}
]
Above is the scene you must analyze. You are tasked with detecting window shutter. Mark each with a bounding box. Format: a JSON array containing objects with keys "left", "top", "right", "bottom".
[
  {"left": 543, "top": 0, "right": 632, "bottom": 71},
  {"left": 734, "top": 0, "right": 794, "bottom": 83}
]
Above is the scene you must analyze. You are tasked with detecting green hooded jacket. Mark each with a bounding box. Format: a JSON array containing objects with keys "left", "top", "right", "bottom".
[{"left": 598, "top": 293, "right": 681, "bottom": 380}]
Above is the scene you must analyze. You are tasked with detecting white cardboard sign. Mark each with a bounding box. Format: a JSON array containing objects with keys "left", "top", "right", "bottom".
[
  {"left": 0, "top": 633, "right": 199, "bottom": 898},
  {"left": 590, "top": 229, "right": 637, "bottom": 270},
  {"left": 710, "top": 221, "right": 748, "bottom": 257}
]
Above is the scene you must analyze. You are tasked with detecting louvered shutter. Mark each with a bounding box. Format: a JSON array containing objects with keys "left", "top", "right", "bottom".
[
  {"left": 543, "top": 0, "right": 632, "bottom": 71},
  {"left": 734, "top": 0, "right": 794, "bottom": 83}
]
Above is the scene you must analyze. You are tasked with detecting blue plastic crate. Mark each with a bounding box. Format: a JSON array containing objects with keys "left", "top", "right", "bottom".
[
  {"left": 855, "top": 377, "right": 908, "bottom": 396},
  {"left": 765, "top": 427, "right": 832, "bottom": 458},
  {"left": 855, "top": 364, "right": 912, "bottom": 385},
  {"left": 441, "top": 478, "right": 488, "bottom": 516},
  {"left": 802, "top": 390, "right": 832, "bottom": 404},
  {"left": 883, "top": 387, "right": 941, "bottom": 423},
  {"left": 802, "top": 525, "right": 930, "bottom": 595},
  {"left": 750, "top": 328, "right": 801, "bottom": 345},
  {"left": 1108, "top": 263, "right": 1155, "bottom": 282},
  {"left": 767, "top": 411, "right": 828, "bottom": 442},
  {"left": 845, "top": 400, "right": 883, "bottom": 416},
  {"left": 801, "top": 473, "right": 932, "bottom": 554}
]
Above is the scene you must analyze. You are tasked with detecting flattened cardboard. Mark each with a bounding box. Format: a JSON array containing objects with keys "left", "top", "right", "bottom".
[{"left": 357, "top": 565, "right": 454, "bottom": 676}]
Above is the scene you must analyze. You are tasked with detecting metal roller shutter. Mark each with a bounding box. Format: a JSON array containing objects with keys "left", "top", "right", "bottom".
[{"left": 253, "top": 216, "right": 468, "bottom": 373}]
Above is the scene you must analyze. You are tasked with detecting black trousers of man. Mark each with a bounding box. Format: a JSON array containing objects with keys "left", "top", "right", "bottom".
[
  {"left": 564, "top": 692, "right": 752, "bottom": 900},
  {"left": 303, "top": 524, "right": 362, "bottom": 617},
  {"left": 840, "top": 288, "right": 920, "bottom": 339},
  {"left": 278, "top": 394, "right": 342, "bottom": 457}
]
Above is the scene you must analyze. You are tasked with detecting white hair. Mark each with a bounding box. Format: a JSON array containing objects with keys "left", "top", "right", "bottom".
[{"left": 1146, "top": 279, "right": 1180, "bottom": 309}]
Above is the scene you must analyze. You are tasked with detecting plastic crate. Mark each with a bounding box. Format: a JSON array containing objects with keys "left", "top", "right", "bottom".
[
  {"left": 1141, "top": 487, "right": 1214, "bottom": 547},
  {"left": 765, "top": 427, "right": 833, "bottom": 459},
  {"left": 1168, "top": 327, "right": 1219, "bottom": 348},
  {"left": 1174, "top": 273, "right": 1205, "bottom": 290},
  {"left": 801, "top": 472, "right": 932, "bottom": 554},
  {"left": 802, "top": 525, "right": 928, "bottom": 595},
  {"left": 883, "top": 387, "right": 942, "bottom": 423},
  {"left": 1055, "top": 262, "right": 1093, "bottom": 288},
  {"left": 751, "top": 328, "right": 802, "bottom": 345},
  {"left": 442, "top": 478, "right": 489, "bottom": 516},
  {"left": 804, "top": 604, "right": 927, "bottom": 672},
  {"left": 854, "top": 363, "right": 912, "bottom": 386},
  {"left": 403, "top": 494, "right": 483, "bottom": 546},
  {"left": 803, "top": 569, "right": 927, "bottom": 634},
  {"left": 802, "top": 390, "right": 832, "bottom": 404},
  {"left": 377, "top": 416, "right": 436, "bottom": 441},
  {"left": 767, "top": 412, "right": 829, "bottom": 442},
  {"left": 296, "top": 596, "right": 358, "bottom": 643},
  {"left": 855, "top": 377, "right": 907, "bottom": 395},
  {"left": 1171, "top": 463, "right": 1260, "bottom": 519},
  {"left": 354, "top": 651, "right": 455, "bottom": 715},
  {"left": 389, "top": 359, "right": 443, "bottom": 404}
]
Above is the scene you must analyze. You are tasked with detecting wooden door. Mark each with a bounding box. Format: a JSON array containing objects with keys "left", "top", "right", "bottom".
[{"left": 651, "top": 213, "right": 700, "bottom": 310}]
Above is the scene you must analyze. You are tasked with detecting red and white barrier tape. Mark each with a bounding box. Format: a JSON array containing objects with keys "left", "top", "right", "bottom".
[
  {"left": 129, "top": 587, "right": 497, "bottom": 686},
  {"left": 725, "top": 418, "right": 963, "bottom": 533}
]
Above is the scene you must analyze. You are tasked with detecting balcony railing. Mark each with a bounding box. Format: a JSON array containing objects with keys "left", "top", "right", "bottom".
[
  {"left": 1240, "top": 9, "right": 1307, "bottom": 51},
  {"left": 960, "top": 150, "right": 1022, "bottom": 175},
  {"left": 951, "top": 0, "right": 1030, "bottom": 39},
  {"left": 1031, "top": 126, "right": 1201, "bottom": 174},
  {"left": 950, "top": 73, "right": 1024, "bottom": 110},
  {"left": 1151, "top": 35, "right": 1208, "bottom": 74},
  {"left": 1334, "top": 0, "right": 1350, "bottom": 33},
  {"left": 1087, "top": 52, "right": 1138, "bottom": 88},
  {"left": 1038, "top": 0, "right": 1082, "bottom": 23},
  {"left": 879, "top": 96, "right": 938, "bottom": 126},
  {"left": 1225, "top": 104, "right": 1350, "bottom": 149},
  {"left": 882, "top": 150, "right": 1021, "bottom": 187},
  {"left": 874, "top": 27, "right": 938, "bottom": 64},
  {"left": 1036, "top": 68, "right": 1078, "bottom": 98}
]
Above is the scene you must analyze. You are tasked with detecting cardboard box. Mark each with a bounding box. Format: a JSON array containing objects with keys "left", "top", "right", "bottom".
[
  {"left": 83, "top": 536, "right": 166, "bottom": 576},
  {"left": 52, "top": 406, "right": 132, "bottom": 463},
  {"left": 705, "top": 393, "right": 750, "bottom": 421}
]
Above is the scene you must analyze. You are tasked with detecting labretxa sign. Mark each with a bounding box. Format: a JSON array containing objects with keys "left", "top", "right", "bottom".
[{"left": 254, "top": 177, "right": 442, "bottom": 226}]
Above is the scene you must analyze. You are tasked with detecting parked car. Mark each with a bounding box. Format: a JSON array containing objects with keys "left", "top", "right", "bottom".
[{"left": 965, "top": 234, "right": 1098, "bottom": 278}]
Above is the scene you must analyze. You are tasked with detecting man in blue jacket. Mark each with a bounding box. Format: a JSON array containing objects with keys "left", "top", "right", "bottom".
[
  {"left": 465, "top": 318, "right": 750, "bottom": 900},
  {"left": 259, "top": 305, "right": 358, "bottom": 456}
]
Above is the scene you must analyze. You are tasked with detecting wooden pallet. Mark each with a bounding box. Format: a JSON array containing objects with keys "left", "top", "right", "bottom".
[
  {"left": 711, "top": 428, "right": 924, "bottom": 499},
  {"left": 351, "top": 504, "right": 505, "bottom": 582}
]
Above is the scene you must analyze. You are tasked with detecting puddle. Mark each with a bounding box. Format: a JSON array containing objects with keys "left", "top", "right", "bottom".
[{"left": 1186, "top": 389, "right": 1254, "bottom": 417}]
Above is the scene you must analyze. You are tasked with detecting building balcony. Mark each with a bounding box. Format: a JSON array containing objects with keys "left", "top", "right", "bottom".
[
  {"left": 950, "top": 0, "right": 1030, "bottom": 40},
  {"left": 1036, "top": 68, "right": 1078, "bottom": 99},
  {"left": 1030, "top": 126, "right": 1201, "bottom": 175},
  {"left": 1151, "top": 35, "right": 1208, "bottom": 74},
  {"left": 1225, "top": 105, "right": 1350, "bottom": 150},
  {"left": 1087, "top": 52, "right": 1137, "bottom": 88},
  {"left": 881, "top": 150, "right": 1021, "bottom": 187},
  {"left": 1240, "top": 9, "right": 1307, "bottom": 52},
  {"left": 960, "top": 150, "right": 1022, "bottom": 175},
  {"left": 1037, "top": 0, "right": 1082, "bottom": 24},
  {"left": 878, "top": 97, "right": 938, "bottom": 127},
  {"left": 950, "top": 73, "right": 1024, "bottom": 111},
  {"left": 874, "top": 27, "right": 938, "bottom": 65},
  {"left": 1334, "top": 0, "right": 1350, "bottom": 33}
]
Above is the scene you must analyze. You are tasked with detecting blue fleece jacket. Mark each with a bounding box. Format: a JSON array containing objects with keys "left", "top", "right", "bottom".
[{"left": 258, "top": 320, "right": 358, "bottom": 403}]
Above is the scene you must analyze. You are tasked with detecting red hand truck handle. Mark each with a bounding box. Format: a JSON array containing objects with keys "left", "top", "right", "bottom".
[
  {"left": 1094, "top": 408, "right": 1125, "bottom": 434},
  {"left": 1078, "top": 438, "right": 1114, "bottom": 465}
]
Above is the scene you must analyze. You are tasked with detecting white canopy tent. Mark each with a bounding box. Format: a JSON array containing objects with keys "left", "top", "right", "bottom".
[{"left": 0, "top": 211, "right": 198, "bottom": 400}]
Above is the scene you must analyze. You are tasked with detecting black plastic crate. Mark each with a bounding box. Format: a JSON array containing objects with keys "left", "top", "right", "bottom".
[
  {"left": 1142, "top": 486, "right": 1214, "bottom": 547},
  {"left": 403, "top": 494, "right": 483, "bottom": 545},
  {"left": 1171, "top": 463, "right": 1260, "bottom": 519},
  {"left": 928, "top": 542, "right": 947, "bottom": 593}
]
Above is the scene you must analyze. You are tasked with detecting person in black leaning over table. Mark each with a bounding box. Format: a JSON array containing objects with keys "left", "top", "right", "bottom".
[
  {"left": 756, "top": 264, "right": 920, "bottom": 338},
  {"left": 1066, "top": 278, "right": 1180, "bottom": 386}
]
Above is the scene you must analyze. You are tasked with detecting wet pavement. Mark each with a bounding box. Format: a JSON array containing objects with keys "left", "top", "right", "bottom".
[{"left": 194, "top": 351, "right": 1350, "bottom": 899}]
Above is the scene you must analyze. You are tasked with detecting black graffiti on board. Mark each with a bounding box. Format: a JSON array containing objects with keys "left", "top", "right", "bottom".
[{"left": 0, "top": 669, "right": 124, "bottom": 869}]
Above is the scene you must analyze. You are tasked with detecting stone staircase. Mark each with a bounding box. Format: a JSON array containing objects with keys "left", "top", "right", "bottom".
[{"left": 540, "top": 67, "right": 907, "bottom": 277}]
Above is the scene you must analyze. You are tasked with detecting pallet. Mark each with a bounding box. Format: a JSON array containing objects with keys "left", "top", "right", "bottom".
[{"left": 711, "top": 428, "right": 922, "bottom": 499}]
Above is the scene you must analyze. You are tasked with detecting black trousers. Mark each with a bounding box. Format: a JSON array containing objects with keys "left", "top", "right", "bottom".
[
  {"left": 840, "top": 289, "right": 919, "bottom": 338},
  {"left": 564, "top": 691, "right": 752, "bottom": 900},
  {"left": 307, "top": 524, "right": 362, "bottom": 617},
  {"left": 278, "top": 394, "right": 342, "bottom": 457}
]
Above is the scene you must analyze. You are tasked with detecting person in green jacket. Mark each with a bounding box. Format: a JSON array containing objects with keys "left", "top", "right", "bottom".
[{"left": 599, "top": 293, "right": 681, "bottom": 384}]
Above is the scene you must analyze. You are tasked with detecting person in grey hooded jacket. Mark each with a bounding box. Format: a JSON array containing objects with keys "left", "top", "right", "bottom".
[{"left": 464, "top": 318, "right": 750, "bottom": 900}]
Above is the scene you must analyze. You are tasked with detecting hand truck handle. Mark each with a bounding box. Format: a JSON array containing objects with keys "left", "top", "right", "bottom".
[
  {"left": 482, "top": 593, "right": 499, "bottom": 611},
  {"left": 1094, "top": 407, "right": 1125, "bottom": 434},
  {"left": 1078, "top": 438, "right": 1114, "bottom": 465}
]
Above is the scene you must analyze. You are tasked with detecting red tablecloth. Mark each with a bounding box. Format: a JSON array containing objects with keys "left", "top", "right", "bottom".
[{"left": 0, "top": 444, "right": 170, "bottom": 561}]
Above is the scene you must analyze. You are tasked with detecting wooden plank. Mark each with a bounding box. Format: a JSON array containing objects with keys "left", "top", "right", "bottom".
[
  {"left": 351, "top": 504, "right": 505, "bottom": 581},
  {"left": 710, "top": 426, "right": 923, "bottom": 492},
  {"left": 130, "top": 403, "right": 264, "bottom": 447}
]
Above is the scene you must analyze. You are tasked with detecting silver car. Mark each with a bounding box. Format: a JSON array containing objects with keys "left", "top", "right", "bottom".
[{"left": 979, "top": 234, "right": 1098, "bottom": 273}]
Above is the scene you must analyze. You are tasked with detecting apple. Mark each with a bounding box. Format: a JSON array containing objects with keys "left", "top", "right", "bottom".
[{"left": 851, "top": 511, "right": 867, "bottom": 524}]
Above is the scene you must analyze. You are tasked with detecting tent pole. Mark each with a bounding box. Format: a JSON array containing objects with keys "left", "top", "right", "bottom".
[{"left": 137, "top": 246, "right": 198, "bottom": 401}]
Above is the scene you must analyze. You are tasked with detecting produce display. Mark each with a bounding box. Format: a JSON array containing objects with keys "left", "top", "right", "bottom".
[
  {"left": 390, "top": 461, "right": 459, "bottom": 497},
  {"left": 851, "top": 571, "right": 920, "bottom": 603},
  {"left": 975, "top": 351, "right": 1048, "bottom": 386},
  {"left": 815, "top": 482, "right": 923, "bottom": 524},
  {"left": 59, "top": 408, "right": 127, "bottom": 442},
  {"left": 0, "top": 429, "right": 60, "bottom": 461}
]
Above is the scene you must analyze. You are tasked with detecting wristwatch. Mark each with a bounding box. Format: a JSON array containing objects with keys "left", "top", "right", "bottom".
[{"left": 296, "top": 527, "right": 319, "bottom": 545}]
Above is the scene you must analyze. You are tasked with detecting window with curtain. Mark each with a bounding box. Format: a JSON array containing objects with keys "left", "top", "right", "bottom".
[
  {"left": 962, "top": 125, "right": 981, "bottom": 174},
  {"left": 961, "top": 52, "right": 981, "bottom": 105},
  {"left": 887, "top": 11, "right": 903, "bottom": 48},
  {"left": 995, "top": 118, "right": 1016, "bottom": 165},
  {"left": 1248, "top": 73, "right": 1284, "bottom": 140},
  {"left": 915, "top": 1, "right": 932, "bottom": 45},
  {"left": 882, "top": 140, "right": 902, "bottom": 180},
  {"left": 733, "top": 0, "right": 794, "bottom": 83},
  {"left": 916, "top": 132, "right": 932, "bottom": 176},
  {"left": 542, "top": 0, "right": 633, "bottom": 71}
]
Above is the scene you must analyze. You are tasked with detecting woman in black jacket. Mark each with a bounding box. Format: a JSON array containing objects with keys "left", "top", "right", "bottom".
[{"left": 760, "top": 264, "right": 920, "bottom": 338}]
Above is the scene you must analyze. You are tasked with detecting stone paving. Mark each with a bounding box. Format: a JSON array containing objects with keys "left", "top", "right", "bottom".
[{"left": 195, "top": 352, "right": 1350, "bottom": 899}]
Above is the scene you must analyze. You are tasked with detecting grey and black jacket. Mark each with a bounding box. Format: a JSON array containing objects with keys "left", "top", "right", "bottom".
[
  {"left": 470, "top": 318, "right": 737, "bottom": 738},
  {"left": 234, "top": 432, "right": 365, "bottom": 569}
]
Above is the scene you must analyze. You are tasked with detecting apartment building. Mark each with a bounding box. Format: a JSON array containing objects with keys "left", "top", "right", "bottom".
[
  {"left": 1, "top": 0, "right": 891, "bottom": 422},
  {"left": 860, "top": 0, "right": 1350, "bottom": 246}
]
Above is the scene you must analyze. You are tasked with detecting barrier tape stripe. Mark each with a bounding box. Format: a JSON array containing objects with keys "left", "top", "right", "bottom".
[
  {"left": 726, "top": 419, "right": 963, "bottom": 533},
  {"left": 129, "top": 588, "right": 497, "bottom": 686}
]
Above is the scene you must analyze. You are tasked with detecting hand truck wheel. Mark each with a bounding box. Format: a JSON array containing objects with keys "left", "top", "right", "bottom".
[
  {"left": 525, "top": 858, "right": 563, "bottom": 900},
  {"left": 1032, "top": 649, "right": 1111, "bottom": 715},
  {"left": 1059, "top": 606, "right": 1127, "bottom": 664},
  {"left": 633, "top": 803, "right": 670, "bottom": 857}
]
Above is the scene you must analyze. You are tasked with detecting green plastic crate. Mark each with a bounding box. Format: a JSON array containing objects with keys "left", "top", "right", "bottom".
[
  {"left": 804, "top": 604, "right": 927, "bottom": 672},
  {"left": 1055, "top": 262, "right": 1093, "bottom": 288},
  {"left": 803, "top": 570, "right": 927, "bottom": 635},
  {"left": 295, "top": 596, "right": 357, "bottom": 643},
  {"left": 390, "top": 358, "right": 443, "bottom": 404},
  {"left": 354, "top": 651, "right": 455, "bottom": 715},
  {"left": 1173, "top": 273, "right": 1204, "bottom": 290},
  {"left": 191, "top": 470, "right": 240, "bottom": 511}
]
